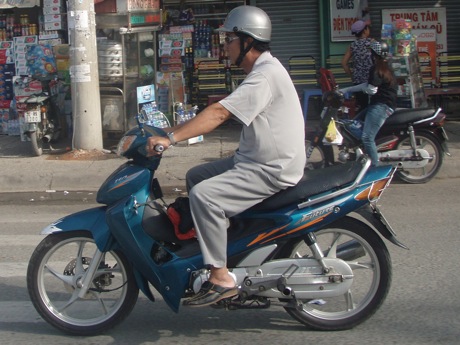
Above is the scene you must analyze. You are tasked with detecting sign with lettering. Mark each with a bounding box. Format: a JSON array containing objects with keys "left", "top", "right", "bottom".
[
  {"left": 413, "top": 29, "right": 437, "bottom": 84},
  {"left": 116, "top": 0, "right": 160, "bottom": 13},
  {"left": 330, "top": 0, "right": 365, "bottom": 41},
  {"left": 382, "top": 8, "right": 447, "bottom": 54}
]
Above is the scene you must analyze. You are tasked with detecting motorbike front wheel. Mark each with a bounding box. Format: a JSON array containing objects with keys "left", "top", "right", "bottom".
[
  {"left": 29, "top": 123, "right": 44, "bottom": 156},
  {"left": 27, "top": 231, "right": 139, "bottom": 336},
  {"left": 395, "top": 132, "right": 443, "bottom": 184},
  {"left": 282, "top": 217, "right": 391, "bottom": 331}
]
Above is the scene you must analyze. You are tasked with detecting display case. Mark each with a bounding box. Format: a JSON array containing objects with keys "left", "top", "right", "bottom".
[
  {"left": 160, "top": 0, "right": 245, "bottom": 109},
  {"left": 95, "top": 12, "right": 161, "bottom": 137},
  {"left": 389, "top": 52, "right": 428, "bottom": 108}
]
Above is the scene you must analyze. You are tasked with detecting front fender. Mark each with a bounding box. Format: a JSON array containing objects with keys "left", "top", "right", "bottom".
[{"left": 42, "top": 206, "right": 112, "bottom": 251}]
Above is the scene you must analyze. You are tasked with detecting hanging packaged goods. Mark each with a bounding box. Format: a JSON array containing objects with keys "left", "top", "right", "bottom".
[{"left": 0, "top": 0, "right": 71, "bottom": 141}]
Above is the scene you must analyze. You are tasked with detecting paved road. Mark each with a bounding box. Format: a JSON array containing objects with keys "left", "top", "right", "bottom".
[{"left": 1, "top": 177, "right": 459, "bottom": 345}]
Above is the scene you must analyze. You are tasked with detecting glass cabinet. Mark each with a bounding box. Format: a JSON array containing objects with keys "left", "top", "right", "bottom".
[{"left": 95, "top": 13, "right": 161, "bottom": 138}]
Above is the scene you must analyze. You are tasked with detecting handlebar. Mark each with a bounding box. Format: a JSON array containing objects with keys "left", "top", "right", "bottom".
[{"left": 154, "top": 144, "right": 165, "bottom": 153}]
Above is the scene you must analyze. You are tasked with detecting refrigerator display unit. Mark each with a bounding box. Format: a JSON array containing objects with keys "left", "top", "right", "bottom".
[{"left": 95, "top": 10, "right": 161, "bottom": 138}]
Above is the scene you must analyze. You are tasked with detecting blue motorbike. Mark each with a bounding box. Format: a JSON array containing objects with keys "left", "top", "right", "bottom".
[{"left": 27, "top": 111, "right": 407, "bottom": 335}]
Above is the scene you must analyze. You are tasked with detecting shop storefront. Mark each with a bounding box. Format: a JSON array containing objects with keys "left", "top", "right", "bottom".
[
  {"left": 2, "top": 0, "right": 459, "bottom": 145},
  {"left": 326, "top": 1, "right": 460, "bottom": 116},
  {"left": 366, "top": 0, "right": 460, "bottom": 53},
  {"left": 0, "top": 0, "right": 70, "bottom": 138}
]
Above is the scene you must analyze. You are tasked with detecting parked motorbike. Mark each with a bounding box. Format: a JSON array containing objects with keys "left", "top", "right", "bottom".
[
  {"left": 23, "top": 93, "right": 60, "bottom": 156},
  {"left": 306, "top": 90, "right": 450, "bottom": 184},
  {"left": 19, "top": 77, "right": 62, "bottom": 156},
  {"left": 27, "top": 110, "right": 408, "bottom": 336}
]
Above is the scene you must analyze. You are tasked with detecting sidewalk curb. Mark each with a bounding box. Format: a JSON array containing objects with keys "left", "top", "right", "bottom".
[{"left": 0, "top": 121, "right": 458, "bottom": 197}]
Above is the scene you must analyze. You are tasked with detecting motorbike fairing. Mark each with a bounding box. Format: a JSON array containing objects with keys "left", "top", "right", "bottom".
[
  {"left": 97, "top": 163, "right": 152, "bottom": 205},
  {"left": 41, "top": 206, "right": 113, "bottom": 251},
  {"left": 106, "top": 193, "right": 203, "bottom": 312}
]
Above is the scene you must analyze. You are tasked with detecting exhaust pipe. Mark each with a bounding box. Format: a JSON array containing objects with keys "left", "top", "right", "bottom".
[{"left": 42, "top": 134, "right": 52, "bottom": 143}]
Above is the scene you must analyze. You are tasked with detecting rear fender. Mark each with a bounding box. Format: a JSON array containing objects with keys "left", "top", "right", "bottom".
[
  {"left": 353, "top": 205, "right": 409, "bottom": 249},
  {"left": 41, "top": 206, "right": 113, "bottom": 251},
  {"left": 414, "top": 128, "right": 450, "bottom": 156}
]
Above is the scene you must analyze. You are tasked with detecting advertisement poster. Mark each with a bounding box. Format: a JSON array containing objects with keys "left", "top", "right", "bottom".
[
  {"left": 137, "top": 84, "right": 155, "bottom": 110},
  {"left": 412, "top": 29, "right": 437, "bottom": 84},
  {"left": 382, "top": 8, "right": 447, "bottom": 54},
  {"left": 330, "top": 0, "right": 366, "bottom": 41}
]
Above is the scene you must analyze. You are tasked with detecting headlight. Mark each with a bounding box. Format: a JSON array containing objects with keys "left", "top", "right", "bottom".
[{"left": 116, "top": 135, "right": 137, "bottom": 156}]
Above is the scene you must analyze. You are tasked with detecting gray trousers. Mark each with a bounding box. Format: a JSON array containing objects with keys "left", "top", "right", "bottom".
[{"left": 186, "top": 157, "right": 281, "bottom": 268}]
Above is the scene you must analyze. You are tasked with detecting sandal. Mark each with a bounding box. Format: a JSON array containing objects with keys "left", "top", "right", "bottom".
[{"left": 183, "top": 281, "right": 238, "bottom": 307}]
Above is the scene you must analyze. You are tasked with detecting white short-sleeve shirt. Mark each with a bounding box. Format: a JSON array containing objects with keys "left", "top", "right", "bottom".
[{"left": 220, "top": 52, "right": 306, "bottom": 188}]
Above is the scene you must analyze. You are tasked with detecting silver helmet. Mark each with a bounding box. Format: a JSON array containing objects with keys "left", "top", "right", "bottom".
[{"left": 217, "top": 5, "right": 271, "bottom": 42}]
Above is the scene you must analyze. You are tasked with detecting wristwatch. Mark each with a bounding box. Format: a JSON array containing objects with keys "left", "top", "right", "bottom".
[{"left": 167, "top": 132, "right": 177, "bottom": 145}]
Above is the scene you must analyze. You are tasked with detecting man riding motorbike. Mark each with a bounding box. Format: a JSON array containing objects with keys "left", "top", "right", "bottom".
[{"left": 146, "top": 5, "right": 306, "bottom": 307}]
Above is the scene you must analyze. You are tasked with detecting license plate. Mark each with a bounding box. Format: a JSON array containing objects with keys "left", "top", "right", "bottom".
[{"left": 25, "top": 110, "right": 40, "bottom": 123}]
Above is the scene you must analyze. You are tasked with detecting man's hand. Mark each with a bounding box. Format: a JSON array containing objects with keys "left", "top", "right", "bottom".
[{"left": 146, "top": 136, "right": 171, "bottom": 156}]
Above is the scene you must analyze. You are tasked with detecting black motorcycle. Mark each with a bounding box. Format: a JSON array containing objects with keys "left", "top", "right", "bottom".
[{"left": 305, "top": 90, "right": 450, "bottom": 184}]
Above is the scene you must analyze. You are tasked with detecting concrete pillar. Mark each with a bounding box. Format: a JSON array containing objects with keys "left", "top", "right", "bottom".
[{"left": 68, "top": 0, "right": 103, "bottom": 150}]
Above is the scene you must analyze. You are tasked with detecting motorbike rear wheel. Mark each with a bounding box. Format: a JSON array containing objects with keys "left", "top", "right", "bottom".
[
  {"left": 30, "top": 123, "right": 44, "bottom": 156},
  {"left": 395, "top": 132, "right": 443, "bottom": 184},
  {"left": 27, "top": 231, "right": 139, "bottom": 336},
  {"left": 281, "top": 217, "right": 391, "bottom": 331}
]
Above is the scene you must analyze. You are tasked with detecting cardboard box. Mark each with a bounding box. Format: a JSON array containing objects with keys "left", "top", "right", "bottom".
[
  {"left": 0, "top": 41, "right": 13, "bottom": 49},
  {"left": 39, "top": 38, "right": 65, "bottom": 46},
  {"left": 43, "top": 0, "right": 64, "bottom": 6},
  {"left": 53, "top": 44, "right": 70, "bottom": 58},
  {"left": 56, "top": 58, "right": 70, "bottom": 71},
  {"left": 13, "top": 36, "right": 38, "bottom": 45},
  {"left": 43, "top": 6, "right": 63, "bottom": 15},
  {"left": 0, "top": 57, "right": 13, "bottom": 64},
  {"left": 159, "top": 63, "right": 183, "bottom": 72},
  {"left": 15, "top": 67, "right": 30, "bottom": 75},
  {"left": 44, "top": 14, "right": 64, "bottom": 23},
  {"left": 39, "top": 32, "right": 62, "bottom": 40},
  {"left": 44, "top": 21, "right": 66, "bottom": 31}
]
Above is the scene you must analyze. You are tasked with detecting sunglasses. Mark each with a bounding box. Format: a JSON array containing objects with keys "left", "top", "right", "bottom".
[{"left": 224, "top": 36, "right": 240, "bottom": 44}]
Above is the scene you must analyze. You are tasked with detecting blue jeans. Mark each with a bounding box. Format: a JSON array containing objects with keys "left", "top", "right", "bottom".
[{"left": 361, "top": 103, "right": 393, "bottom": 166}]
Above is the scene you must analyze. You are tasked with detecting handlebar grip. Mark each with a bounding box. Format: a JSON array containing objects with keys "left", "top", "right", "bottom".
[{"left": 154, "top": 144, "right": 165, "bottom": 153}]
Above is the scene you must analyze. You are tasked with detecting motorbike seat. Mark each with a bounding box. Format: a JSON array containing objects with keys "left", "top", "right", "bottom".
[
  {"left": 249, "top": 161, "right": 363, "bottom": 212},
  {"left": 385, "top": 107, "right": 435, "bottom": 126}
]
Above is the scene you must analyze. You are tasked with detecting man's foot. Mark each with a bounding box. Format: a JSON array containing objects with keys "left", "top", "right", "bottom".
[{"left": 183, "top": 281, "right": 238, "bottom": 307}]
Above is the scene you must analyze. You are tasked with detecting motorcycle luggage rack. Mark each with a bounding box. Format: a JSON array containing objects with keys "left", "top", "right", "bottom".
[{"left": 297, "top": 158, "right": 371, "bottom": 210}]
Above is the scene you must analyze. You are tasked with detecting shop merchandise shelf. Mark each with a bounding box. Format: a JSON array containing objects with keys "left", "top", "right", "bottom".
[{"left": 389, "top": 52, "right": 428, "bottom": 108}]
